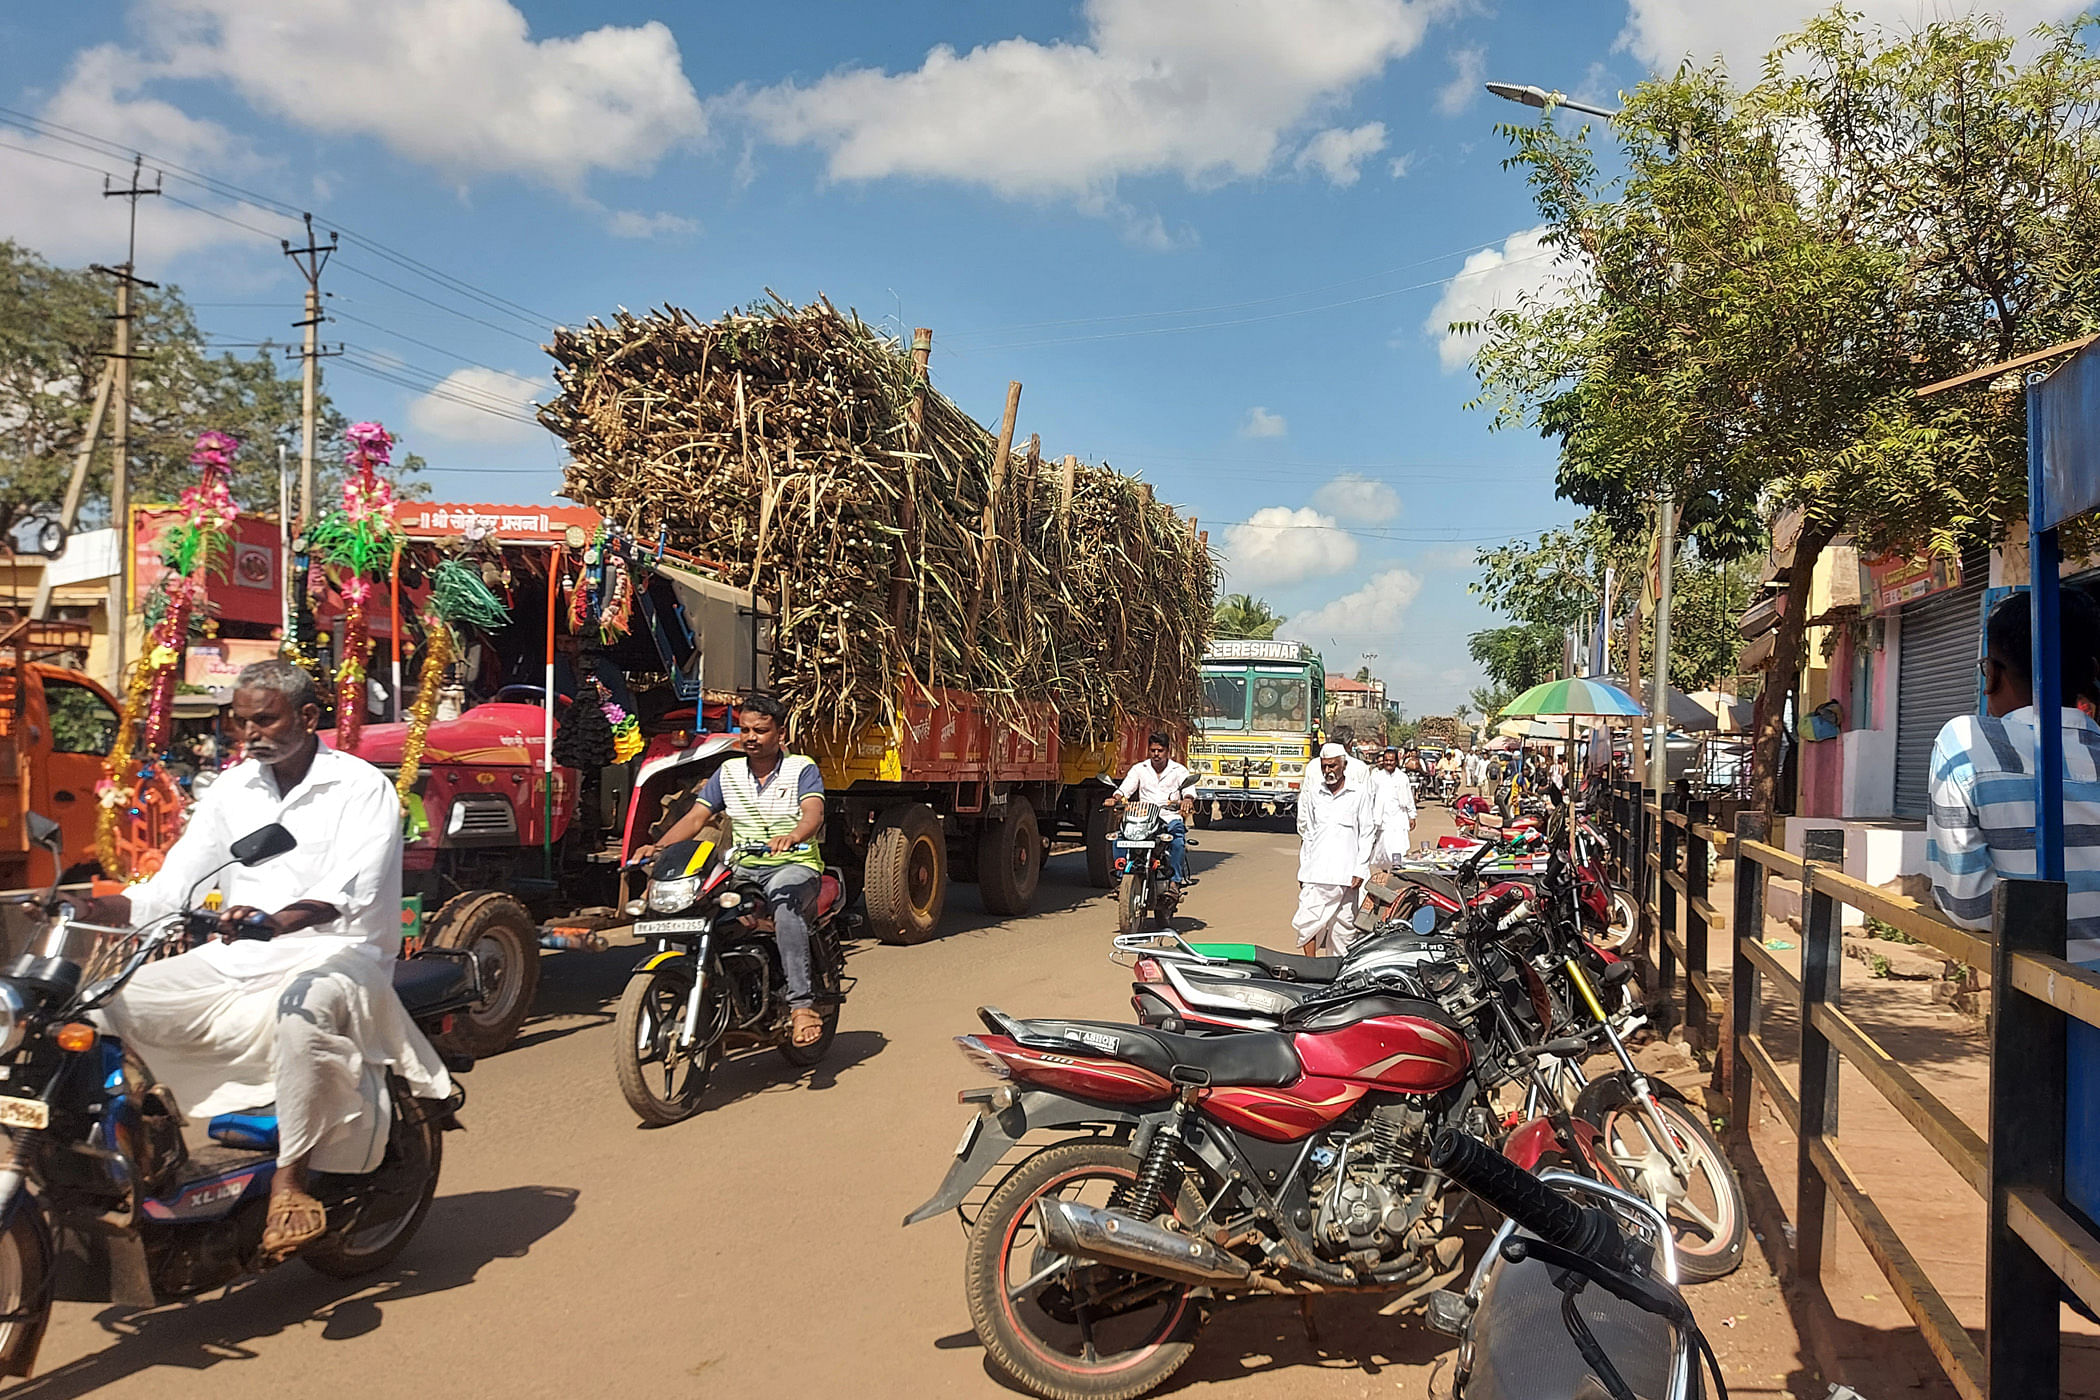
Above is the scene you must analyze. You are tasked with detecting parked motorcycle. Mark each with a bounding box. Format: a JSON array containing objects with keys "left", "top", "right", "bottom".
[
  {"left": 613, "top": 837, "right": 853, "bottom": 1126},
  {"left": 905, "top": 952, "right": 1622, "bottom": 1399},
  {"left": 1424, "top": 1129, "right": 1730, "bottom": 1399},
  {"left": 0, "top": 815, "right": 475, "bottom": 1379},
  {"left": 1108, "top": 774, "right": 1200, "bottom": 935}
]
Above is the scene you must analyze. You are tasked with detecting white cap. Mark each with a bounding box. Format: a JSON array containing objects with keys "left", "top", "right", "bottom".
[{"left": 1319, "top": 742, "right": 1347, "bottom": 758}]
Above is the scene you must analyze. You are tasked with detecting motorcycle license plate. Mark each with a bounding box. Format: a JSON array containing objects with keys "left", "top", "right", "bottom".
[
  {"left": 1115, "top": 840, "right": 1154, "bottom": 850},
  {"left": 639, "top": 917, "right": 710, "bottom": 936},
  {"left": 0, "top": 1096, "right": 48, "bottom": 1130}
]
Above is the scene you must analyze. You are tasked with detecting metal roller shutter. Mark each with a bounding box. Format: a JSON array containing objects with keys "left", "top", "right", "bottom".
[{"left": 1893, "top": 558, "right": 1987, "bottom": 818}]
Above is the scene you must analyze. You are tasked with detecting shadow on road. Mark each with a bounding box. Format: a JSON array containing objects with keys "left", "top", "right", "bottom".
[
  {"left": 637, "top": 1029, "right": 891, "bottom": 1127},
  {"left": 12, "top": 1184, "right": 580, "bottom": 1398}
]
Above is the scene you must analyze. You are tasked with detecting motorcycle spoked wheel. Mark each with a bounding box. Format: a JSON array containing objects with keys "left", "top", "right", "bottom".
[
  {"left": 303, "top": 1077, "right": 445, "bottom": 1279},
  {"left": 965, "top": 1140, "right": 1207, "bottom": 1400},
  {"left": 0, "top": 1208, "right": 51, "bottom": 1379},
  {"left": 613, "top": 961, "right": 726, "bottom": 1127},
  {"left": 1114, "top": 872, "right": 1147, "bottom": 936},
  {"left": 1592, "top": 1089, "right": 1746, "bottom": 1282}
]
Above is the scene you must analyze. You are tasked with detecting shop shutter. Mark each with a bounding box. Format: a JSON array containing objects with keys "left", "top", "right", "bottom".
[{"left": 1892, "top": 557, "right": 1988, "bottom": 819}]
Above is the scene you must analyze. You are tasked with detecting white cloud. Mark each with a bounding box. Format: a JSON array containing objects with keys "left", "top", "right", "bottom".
[
  {"left": 1279, "top": 567, "right": 1424, "bottom": 645},
  {"left": 1618, "top": 0, "right": 2085, "bottom": 76},
  {"left": 1239, "top": 406, "right": 1288, "bottom": 438},
  {"left": 1423, "top": 224, "right": 1587, "bottom": 372},
  {"left": 1222, "top": 506, "right": 1357, "bottom": 586},
  {"left": 407, "top": 367, "right": 549, "bottom": 445},
  {"left": 1435, "top": 44, "right": 1486, "bottom": 116},
  {"left": 133, "top": 0, "right": 703, "bottom": 187},
  {"left": 1388, "top": 149, "right": 1418, "bottom": 178},
  {"left": 1311, "top": 473, "right": 1399, "bottom": 523},
  {"left": 606, "top": 209, "right": 701, "bottom": 239},
  {"left": 739, "top": 0, "right": 1452, "bottom": 213},
  {"left": 1293, "top": 122, "right": 1387, "bottom": 187}
]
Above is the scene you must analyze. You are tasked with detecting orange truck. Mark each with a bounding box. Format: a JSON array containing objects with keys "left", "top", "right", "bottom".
[{"left": 0, "top": 619, "right": 181, "bottom": 892}]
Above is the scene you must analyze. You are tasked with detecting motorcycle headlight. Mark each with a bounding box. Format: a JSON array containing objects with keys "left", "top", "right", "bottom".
[
  {"left": 1121, "top": 805, "right": 1155, "bottom": 838},
  {"left": 0, "top": 983, "right": 26, "bottom": 1058},
  {"left": 647, "top": 877, "right": 701, "bottom": 913}
]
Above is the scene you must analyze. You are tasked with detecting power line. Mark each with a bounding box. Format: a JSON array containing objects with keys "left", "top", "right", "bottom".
[
  {"left": 330, "top": 308, "right": 534, "bottom": 382},
  {"left": 335, "top": 351, "right": 544, "bottom": 427},
  {"left": 332, "top": 260, "right": 546, "bottom": 345},
  {"left": 337, "top": 344, "right": 542, "bottom": 416}
]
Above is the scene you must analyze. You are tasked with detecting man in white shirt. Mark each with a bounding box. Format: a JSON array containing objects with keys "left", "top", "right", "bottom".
[
  {"left": 1368, "top": 746, "right": 1417, "bottom": 867},
  {"left": 1112, "top": 733, "right": 1195, "bottom": 888},
  {"left": 88, "top": 660, "right": 450, "bottom": 1261},
  {"left": 1295, "top": 743, "right": 1376, "bottom": 955}
]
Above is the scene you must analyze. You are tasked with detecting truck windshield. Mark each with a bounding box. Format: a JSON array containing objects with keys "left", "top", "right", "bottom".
[
  {"left": 1251, "top": 676, "right": 1310, "bottom": 729},
  {"left": 1201, "top": 673, "right": 1248, "bottom": 730}
]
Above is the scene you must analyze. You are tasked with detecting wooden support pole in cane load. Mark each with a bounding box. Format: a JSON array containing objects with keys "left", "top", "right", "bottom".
[{"left": 964, "top": 381, "right": 1022, "bottom": 658}]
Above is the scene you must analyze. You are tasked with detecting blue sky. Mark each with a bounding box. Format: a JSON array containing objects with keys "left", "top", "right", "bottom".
[{"left": 1, "top": 0, "right": 2078, "bottom": 713}]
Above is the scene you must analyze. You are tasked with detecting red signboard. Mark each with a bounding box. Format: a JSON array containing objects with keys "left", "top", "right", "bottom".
[
  {"left": 1865, "top": 552, "right": 1963, "bottom": 612},
  {"left": 132, "top": 509, "right": 284, "bottom": 628},
  {"left": 394, "top": 502, "right": 601, "bottom": 544}
]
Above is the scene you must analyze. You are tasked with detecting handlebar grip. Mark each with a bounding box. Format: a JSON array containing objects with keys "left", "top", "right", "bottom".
[{"left": 1428, "top": 1129, "right": 1620, "bottom": 1264}]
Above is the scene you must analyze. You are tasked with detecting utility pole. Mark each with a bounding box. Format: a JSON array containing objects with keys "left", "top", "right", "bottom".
[
  {"left": 94, "top": 155, "right": 160, "bottom": 689},
  {"left": 282, "top": 213, "right": 340, "bottom": 531},
  {"left": 1649, "top": 494, "right": 1678, "bottom": 795}
]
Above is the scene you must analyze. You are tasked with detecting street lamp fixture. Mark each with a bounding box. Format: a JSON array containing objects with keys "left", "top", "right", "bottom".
[{"left": 1483, "top": 81, "right": 1620, "bottom": 121}]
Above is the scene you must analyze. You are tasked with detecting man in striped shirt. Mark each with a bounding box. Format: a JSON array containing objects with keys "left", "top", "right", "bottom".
[{"left": 1926, "top": 589, "right": 2100, "bottom": 959}]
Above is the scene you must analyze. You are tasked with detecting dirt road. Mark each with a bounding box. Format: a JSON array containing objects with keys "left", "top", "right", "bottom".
[{"left": 23, "top": 808, "right": 1816, "bottom": 1399}]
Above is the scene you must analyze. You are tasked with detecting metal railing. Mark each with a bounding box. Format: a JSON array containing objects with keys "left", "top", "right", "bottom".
[{"left": 1595, "top": 782, "right": 2100, "bottom": 1398}]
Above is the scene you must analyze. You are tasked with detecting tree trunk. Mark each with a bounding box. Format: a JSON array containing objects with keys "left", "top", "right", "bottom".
[{"left": 1750, "top": 521, "right": 1837, "bottom": 814}]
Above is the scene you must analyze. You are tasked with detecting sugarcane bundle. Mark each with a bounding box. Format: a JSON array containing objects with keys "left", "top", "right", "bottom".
[{"left": 540, "top": 295, "right": 1214, "bottom": 740}]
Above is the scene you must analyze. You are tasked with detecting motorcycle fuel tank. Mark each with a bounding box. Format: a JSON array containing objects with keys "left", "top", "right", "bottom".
[{"left": 1292, "top": 1011, "right": 1471, "bottom": 1092}]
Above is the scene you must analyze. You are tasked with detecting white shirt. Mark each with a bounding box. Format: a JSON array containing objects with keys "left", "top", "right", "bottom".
[
  {"left": 1116, "top": 758, "right": 1194, "bottom": 807},
  {"left": 1297, "top": 770, "right": 1375, "bottom": 886},
  {"left": 128, "top": 742, "right": 405, "bottom": 977},
  {"left": 1369, "top": 766, "right": 1416, "bottom": 828}
]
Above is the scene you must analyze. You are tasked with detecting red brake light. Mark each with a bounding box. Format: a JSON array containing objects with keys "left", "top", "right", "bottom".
[{"left": 1134, "top": 957, "right": 1164, "bottom": 983}]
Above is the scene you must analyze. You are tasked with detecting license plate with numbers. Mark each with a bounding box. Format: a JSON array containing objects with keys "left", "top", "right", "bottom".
[{"left": 0, "top": 1097, "right": 48, "bottom": 1130}]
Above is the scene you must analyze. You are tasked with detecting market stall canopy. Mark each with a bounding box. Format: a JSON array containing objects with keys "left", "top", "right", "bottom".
[
  {"left": 1593, "top": 674, "right": 1718, "bottom": 731},
  {"left": 1499, "top": 677, "right": 1644, "bottom": 719}
]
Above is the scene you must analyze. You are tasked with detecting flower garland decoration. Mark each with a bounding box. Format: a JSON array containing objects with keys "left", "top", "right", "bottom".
[
  {"left": 98, "top": 429, "right": 240, "bottom": 877},
  {"left": 393, "top": 557, "right": 510, "bottom": 815},
  {"left": 310, "top": 421, "right": 402, "bottom": 753},
  {"left": 605, "top": 703, "right": 644, "bottom": 763}
]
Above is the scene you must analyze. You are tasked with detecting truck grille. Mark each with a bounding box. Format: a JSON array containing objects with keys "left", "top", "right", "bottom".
[{"left": 446, "top": 795, "right": 518, "bottom": 838}]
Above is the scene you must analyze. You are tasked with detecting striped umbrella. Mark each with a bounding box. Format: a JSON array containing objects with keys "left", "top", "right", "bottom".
[{"left": 1498, "top": 676, "right": 1645, "bottom": 719}]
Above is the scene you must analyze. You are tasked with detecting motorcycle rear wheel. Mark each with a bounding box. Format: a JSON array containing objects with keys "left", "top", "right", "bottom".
[
  {"left": 965, "top": 1140, "right": 1206, "bottom": 1400},
  {"left": 304, "top": 1078, "right": 444, "bottom": 1279},
  {"left": 613, "top": 963, "right": 720, "bottom": 1126},
  {"left": 777, "top": 926, "right": 843, "bottom": 1069}
]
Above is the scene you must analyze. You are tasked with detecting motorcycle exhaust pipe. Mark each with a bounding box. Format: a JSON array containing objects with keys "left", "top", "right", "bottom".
[{"left": 1034, "top": 1199, "right": 1251, "bottom": 1288}]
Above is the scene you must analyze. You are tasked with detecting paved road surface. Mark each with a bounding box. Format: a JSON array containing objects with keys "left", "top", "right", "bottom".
[{"left": 24, "top": 808, "right": 1815, "bottom": 1398}]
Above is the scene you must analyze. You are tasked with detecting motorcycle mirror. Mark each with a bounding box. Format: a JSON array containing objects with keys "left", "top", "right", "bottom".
[
  {"left": 230, "top": 823, "right": 297, "bottom": 866},
  {"left": 1178, "top": 773, "right": 1201, "bottom": 791},
  {"left": 25, "top": 812, "right": 61, "bottom": 850}
]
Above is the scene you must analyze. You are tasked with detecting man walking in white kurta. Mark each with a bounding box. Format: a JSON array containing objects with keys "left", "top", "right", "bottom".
[
  {"left": 1294, "top": 744, "right": 1377, "bottom": 956},
  {"left": 1368, "top": 747, "right": 1416, "bottom": 868},
  {"left": 89, "top": 659, "right": 449, "bottom": 1261}
]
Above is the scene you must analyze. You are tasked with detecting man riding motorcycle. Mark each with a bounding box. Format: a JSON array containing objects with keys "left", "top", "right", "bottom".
[
  {"left": 81, "top": 659, "right": 451, "bottom": 1261},
  {"left": 1107, "top": 733, "right": 1194, "bottom": 891},
  {"left": 633, "top": 693, "right": 829, "bottom": 1047}
]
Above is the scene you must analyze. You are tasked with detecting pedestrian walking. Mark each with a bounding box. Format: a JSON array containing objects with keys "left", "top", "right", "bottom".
[
  {"left": 1368, "top": 746, "right": 1416, "bottom": 867},
  {"left": 1294, "top": 743, "right": 1376, "bottom": 956}
]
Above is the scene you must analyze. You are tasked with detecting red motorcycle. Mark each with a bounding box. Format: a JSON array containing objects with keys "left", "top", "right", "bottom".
[{"left": 906, "top": 963, "right": 1616, "bottom": 1400}]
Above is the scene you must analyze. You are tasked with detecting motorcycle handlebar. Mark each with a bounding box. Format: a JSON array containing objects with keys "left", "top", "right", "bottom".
[{"left": 1428, "top": 1129, "right": 1626, "bottom": 1268}]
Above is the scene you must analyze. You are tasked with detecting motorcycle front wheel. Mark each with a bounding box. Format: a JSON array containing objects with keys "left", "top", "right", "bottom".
[
  {"left": 0, "top": 1205, "right": 51, "bottom": 1378},
  {"left": 1115, "top": 872, "right": 1146, "bottom": 936},
  {"left": 613, "top": 962, "right": 721, "bottom": 1126},
  {"left": 965, "top": 1139, "right": 1206, "bottom": 1400},
  {"left": 1593, "top": 1088, "right": 1746, "bottom": 1282}
]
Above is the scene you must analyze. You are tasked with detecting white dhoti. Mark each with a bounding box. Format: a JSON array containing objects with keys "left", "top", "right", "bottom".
[
  {"left": 99, "top": 941, "right": 451, "bottom": 1174},
  {"left": 1373, "top": 820, "right": 1412, "bottom": 868},
  {"left": 1293, "top": 882, "right": 1361, "bottom": 956}
]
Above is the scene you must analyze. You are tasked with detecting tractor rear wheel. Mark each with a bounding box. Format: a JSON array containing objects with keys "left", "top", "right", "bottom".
[{"left": 425, "top": 892, "right": 541, "bottom": 1058}]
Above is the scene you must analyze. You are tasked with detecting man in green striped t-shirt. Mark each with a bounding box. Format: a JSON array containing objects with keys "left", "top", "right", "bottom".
[{"left": 636, "top": 694, "right": 828, "bottom": 1045}]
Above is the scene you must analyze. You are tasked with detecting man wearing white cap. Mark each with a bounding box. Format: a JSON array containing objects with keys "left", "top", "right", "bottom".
[{"left": 1294, "top": 743, "right": 1377, "bottom": 956}]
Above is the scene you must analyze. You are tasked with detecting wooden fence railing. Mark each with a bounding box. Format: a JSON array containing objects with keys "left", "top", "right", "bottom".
[{"left": 1594, "top": 781, "right": 2100, "bottom": 1398}]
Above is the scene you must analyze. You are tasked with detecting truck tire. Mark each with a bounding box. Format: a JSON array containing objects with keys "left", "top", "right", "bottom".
[
  {"left": 865, "top": 803, "right": 947, "bottom": 945},
  {"left": 425, "top": 892, "right": 541, "bottom": 1058},
  {"left": 1084, "top": 802, "right": 1116, "bottom": 889},
  {"left": 977, "top": 802, "right": 1041, "bottom": 917}
]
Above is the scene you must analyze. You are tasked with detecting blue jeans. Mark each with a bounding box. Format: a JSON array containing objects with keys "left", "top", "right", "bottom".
[
  {"left": 1162, "top": 816, "right": 1188, "bottom": 884},
  {"left": 752, "top": 863, "right": 819, "bottom": 1009}
]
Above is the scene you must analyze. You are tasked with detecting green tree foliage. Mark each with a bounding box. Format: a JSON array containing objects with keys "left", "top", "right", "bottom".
[
  {"left": 1469, "top": 684, "right": 1515, "bottom": 720},
  {"left": 1353, "top": 664, "right": 1371, "bottom": 682},
  {"left": 1461, "top": 11, "right": 2100, "bottom": 807},
  {"left": 1467, "top": 623, "right": 1564, "bottom": 695},
  {"left": 1211, "top": 593, "right": 1286, "bottom": 640},
  {"left": 0, "top": 239, "right": 424, "bottom": 544}
]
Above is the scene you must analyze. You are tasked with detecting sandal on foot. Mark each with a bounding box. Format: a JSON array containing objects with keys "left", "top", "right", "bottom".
[
  {"left": 261, "top": 1189, "right": 328, "bottom": 1260},
  {"left": 790, "top": 1007, "right": 825, "bottom": 1047}
]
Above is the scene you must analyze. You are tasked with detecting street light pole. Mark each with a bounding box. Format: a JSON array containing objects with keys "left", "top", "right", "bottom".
[{"left": 1488, "top": 76, "right": 1681, "bottom": 791}]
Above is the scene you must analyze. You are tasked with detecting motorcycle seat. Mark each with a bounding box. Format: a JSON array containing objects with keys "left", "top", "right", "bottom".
[
  {"left": 816, "top": 871, "right": 843, "bottom": 920},
  {"left": 207, "top": 1108, "right": 279, "bottom": 1153},
  {"left": 392, "top": 955, "right": 476, "bottom": 1017},
  {"left": 1244, "top": 947, "right": 1342, "bottom": 982},
  {"left": 981, "top": 1008, "right": 1300, "bottom": 1087}
]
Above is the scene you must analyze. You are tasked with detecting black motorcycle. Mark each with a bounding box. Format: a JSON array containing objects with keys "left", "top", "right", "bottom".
[
  {"left": 1110, "top": 774, "right": 1200, "bottom": 935},
  {"left": 0, "top": 815, "right": 476, "bottom": 1378},
  {"left": 613, "top": 839, "right": 853, "bottom": 1125}
]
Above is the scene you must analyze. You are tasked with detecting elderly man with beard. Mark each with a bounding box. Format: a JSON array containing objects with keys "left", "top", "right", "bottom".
[
  {"left": 85, "top": 659, "right": 449, "bottom": 1261},
  {"left": 1294, "top": 743, "right": 1377, "bottom": 956}
]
